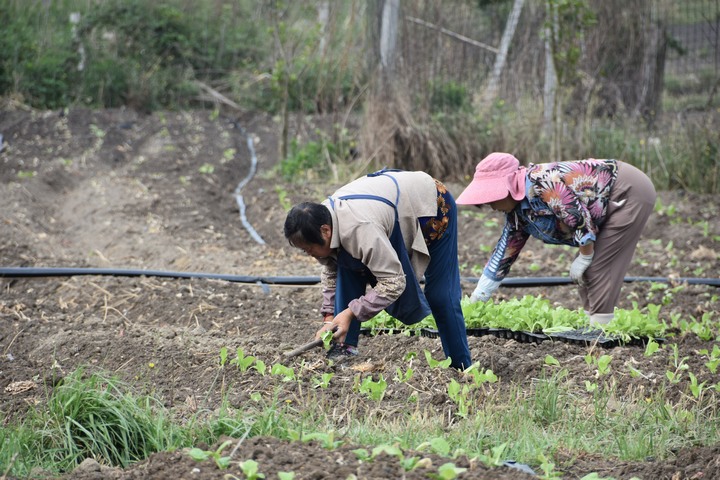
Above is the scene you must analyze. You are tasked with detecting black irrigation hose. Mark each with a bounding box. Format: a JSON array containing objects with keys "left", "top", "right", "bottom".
[
  {"left": 1, "top": 267, "right": 719, "bottom": 288},
  {"left": 0, "top": 267, "right": 319, "bottom": 285}
]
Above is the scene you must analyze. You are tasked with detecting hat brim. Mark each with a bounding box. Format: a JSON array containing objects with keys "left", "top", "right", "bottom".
[{"left": 455, "top": 178, "right": 510, "bottom": 205}]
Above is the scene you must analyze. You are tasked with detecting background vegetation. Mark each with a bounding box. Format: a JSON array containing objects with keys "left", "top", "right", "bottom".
[{"left": 1, "top": 0, "right": 718, "bottom": 192}]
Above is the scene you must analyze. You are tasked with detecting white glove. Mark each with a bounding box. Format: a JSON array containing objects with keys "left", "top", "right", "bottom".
[
  {"left": 470, "top": 275, "right": 501, "bottom": 302},
  {"left": 569, "top": 252, "right": 594, "bottom": 283}
]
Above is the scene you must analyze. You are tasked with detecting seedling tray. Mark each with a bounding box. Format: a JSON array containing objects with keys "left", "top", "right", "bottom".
[
  {"left": 359, "top": 327, "right": 421, "bottom": 337},
  {"left": 420, "top": 328, "right": 440, "bottom": 338},
  {"left": 548, "top": 328, "right": 664, "bottom": 348},
  {"left": 466, "top": 327, "right": 490, "bottom": 338},
  {"left": 487, "top": 328, "right": 548, "bottom": 344},
  {"left": 547, "top": 328, "right": 620, "bottom": 348}
]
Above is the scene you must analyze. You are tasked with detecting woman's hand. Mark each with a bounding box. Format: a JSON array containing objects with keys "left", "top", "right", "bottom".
[
  {"left": 570, "top": 245, "right": 594, "bottom": 284},
  {"left": 470, "top": 275, "right": 501, "bottom": 302}
]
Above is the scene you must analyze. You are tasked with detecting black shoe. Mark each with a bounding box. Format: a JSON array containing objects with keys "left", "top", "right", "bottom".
[{"left": 326, "top": 342, "right": 358, "bottom": 359}]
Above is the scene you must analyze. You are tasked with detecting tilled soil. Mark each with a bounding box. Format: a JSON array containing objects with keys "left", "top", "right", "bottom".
[{"left": 1, "top": 108, "right": 719, "bottom": 479}]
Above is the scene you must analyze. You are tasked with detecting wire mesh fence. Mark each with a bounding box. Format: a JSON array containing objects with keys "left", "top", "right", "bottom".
[{"left": 393, "top": 0, "right": 719, "bottom": 113}]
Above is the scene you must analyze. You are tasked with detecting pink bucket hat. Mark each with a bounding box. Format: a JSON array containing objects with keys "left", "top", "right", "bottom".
[{"left": 456, "top": 152, "right": 527, "bottom": 205}]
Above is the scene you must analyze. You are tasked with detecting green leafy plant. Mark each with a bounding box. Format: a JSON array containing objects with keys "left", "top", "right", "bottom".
[
  {"left": 604, "top": 303, "right": 667, "bottom": 341},
  {"left": 270, "top": 364, "right": 296, "bottom": 382},
  {"left": 230, "top": 347, "right": 256, "bottom": 372},
  {"left": 199, "top": 163, "right": 215, "bottom": 174},
  {"left": 463, "top": 364, "right": 498, "bottom": 387},
  {"left": 666, "top": 344, "right": 690, "bottom": 384},
  {"left": 700, "top": 345, "right": 720, "bottom": 374},
  {"left": 687, "top": 372, "right": 707, "bottom": 399},
  {"left": 644, "top": 339, "right": 661, "bottom": 357},
  {"left": 544, "top": 355, "right": 560, "bottom": 366},
  {"left": 424, "top": 350, "right": 452, "bottom": 369},
  {"left": 219, "top": 347, "right": 228, "bottom": 367},
  {"left": 321, "top": 330, "right": 334, "bottom": 350},
  {"left": 311, "top": 372, "right": 334, "bottom": 389},
  {"left": 447, "top": 379, "right": 472, "bottom": 418},
  {"left": 356, "top": 375, "right": 388, "bottom": 401},
  {"left": 299, "top": 431, "right": 343, "bottom": 450},
  {"left": 537, "top": 452, "right": 562, "bottom": 479},
  {"left": 475, "top": 442, "right": 508, "bottom": 467},
  {"left": 394, "top": 366, "right": 413, "bottom": 383},
  {"left": 238, "top": 459, "right": 265, "bottom": 479},
  {"left": 188, "top": 440, "right": 233, "bottom": 470},
  {"left": 430, "top": 462, "right": 467, "bottom": 479}
]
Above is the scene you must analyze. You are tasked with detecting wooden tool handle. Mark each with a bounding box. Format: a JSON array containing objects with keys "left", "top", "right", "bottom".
[{"left": 283, "top": 338, "right": 324, "bottom": 358}]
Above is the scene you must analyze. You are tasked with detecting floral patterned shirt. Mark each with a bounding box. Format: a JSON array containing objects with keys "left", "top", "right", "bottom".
[{"left": 484, "top": 159, "right": 618, "bottom": 281}]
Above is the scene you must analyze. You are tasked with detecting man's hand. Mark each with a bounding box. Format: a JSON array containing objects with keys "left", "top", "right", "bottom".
[
  {"left": 470, "top": 275, "right": 501, "bottom": 302},
  {"left": 569, "top": 252, "right": 594, "bottom": 283},
  {"left": 315, "top": 309, "right": 354, "bottom": 343}
]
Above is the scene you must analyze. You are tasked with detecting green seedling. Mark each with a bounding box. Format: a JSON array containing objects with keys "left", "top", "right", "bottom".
[
  {"left": 544, "top": 355, "right": 560, "bottom": 366},
  {"left": 699, "top": 345, "right": 720, "bottom": 374},
  {"left": 357, "top": 375, "right": 388, "bottom": 401},
  {"left": 417, "top": 437, "right": 451, "bottom": 456},
  {"left": 584, "top": 353, "right": 612, "bottom": 376},
  {"left": 199, "top": 163, "right": 215, "bottom": 174},
  {"left": 463, "top": 364, "right": 497, "bottom": 386},
  {"left": 278, "top": 472, "right": 296, "bottom": 480},
  {"left": 627, "top": 365, "right": 647, "bottom": 379},
  {"left": 301, "top": 431, "right": 343, "bottom": 450},
  {"left": 447, "top": 379, "right": 472, "bottom": 417},
  {"left": 311, "top": 372, "right": 334, "bottom": 389},
  {"left": 424, "top": 350, "right": 452, "bottom": 369},
  {"left": 188, "top": 440, "right": 233, "bottom": 470},
  {"left": 644, "top": 338, "right": 661, "bottom": 357},
  {"left": 596, "top": 355, "right": 612, "bottom": 376},
  {"left": 585, "top": 380, "right": 598, "bottom": 392},
  {"left": 254, "top": 359, "right": 267, "bottom": 375},
  {"left": 372, "top": 444, "right": 403, "bottom": 458},
  {"left": 230, "top": 347, "right": 256, "bottom": 372},
  {"left": 222, "top": 148, "right": 236, "bottom": 162},
  {"left": 399, "top": 455, "right": 422, "bottom": 471},
  {"left": 579, "top": 473, "right": 634, "bottom": 480},
  {"left": 352, "top": 448, "right": 371, "bottom": 461},
  {"left": 89, "top": 124, "right": 106, "bottom": 138},
  {"left": 321, "top": 330, "right": 334, "bottom": 350},
  {"left": 475, "top": 442, "right": 507, "bottom": 467},
  {"left": 537, "top": 452, "right": 562, "bottom": 479},
  {"left": 666, "top": 344, "right": 689, "bottom": 384},
  {"left": 238, "top": 459, "right": 265, "bottom": 479},
  {"left": 430, "top": 462, "right": 467, "bottom": 479},
  {"left": 219, "top": 347, "right": 228, "bottom": 367},
  {"left": 270, "top": 363, "right": 296, "bottom": 382},
  {"left": 688, "top": 372, "right": 707, "bottom": 399},
  {"left": 394, "top": 366, "right": 413, "bottom": 383}
]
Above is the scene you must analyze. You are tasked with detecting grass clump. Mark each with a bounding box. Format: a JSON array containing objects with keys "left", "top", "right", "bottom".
[{"left": 1, "top": 368, "right": 184, "bottom": 476}]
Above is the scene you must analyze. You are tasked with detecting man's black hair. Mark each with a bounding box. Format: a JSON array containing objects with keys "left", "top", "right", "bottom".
[{"left": 283, "top": 202, "right": 331, "bottom": 246}]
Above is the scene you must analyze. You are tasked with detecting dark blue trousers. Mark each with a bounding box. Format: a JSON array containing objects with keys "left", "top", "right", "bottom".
[{"left": 335, "top": 194, "right": 472, "bottom": 370}]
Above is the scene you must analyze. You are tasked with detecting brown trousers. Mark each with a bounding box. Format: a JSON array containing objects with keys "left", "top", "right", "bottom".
[{"left": 578, "top": 162, "right": 657, "bottom": 314}]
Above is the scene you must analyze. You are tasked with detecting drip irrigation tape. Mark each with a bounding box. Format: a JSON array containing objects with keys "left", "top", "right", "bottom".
[
  {"left": 231, "top": 120, "right": 266, "bottom": 245},
  {"left": 0, "top": 267, "right": 319, "bottom": 285},
  {"left": 1, "top": 267, "right": 719, "bottom": 288},
  {"left": 484, "top": 276, "right": 720, "bottom": 287}
]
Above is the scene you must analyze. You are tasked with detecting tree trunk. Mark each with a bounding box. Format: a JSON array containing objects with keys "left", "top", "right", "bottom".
[{"left": 480, "top": 0, "right": 525, "bottom": 108}]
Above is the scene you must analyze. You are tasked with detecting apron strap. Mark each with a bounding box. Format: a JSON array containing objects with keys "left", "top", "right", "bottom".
[{"left": 328, "top": 170, "right": 401, "bottom": 211}]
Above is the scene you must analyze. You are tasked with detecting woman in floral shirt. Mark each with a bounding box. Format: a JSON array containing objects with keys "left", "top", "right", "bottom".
[{"left": 456, "top": 152, "right": 656, "bottom": 326}]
